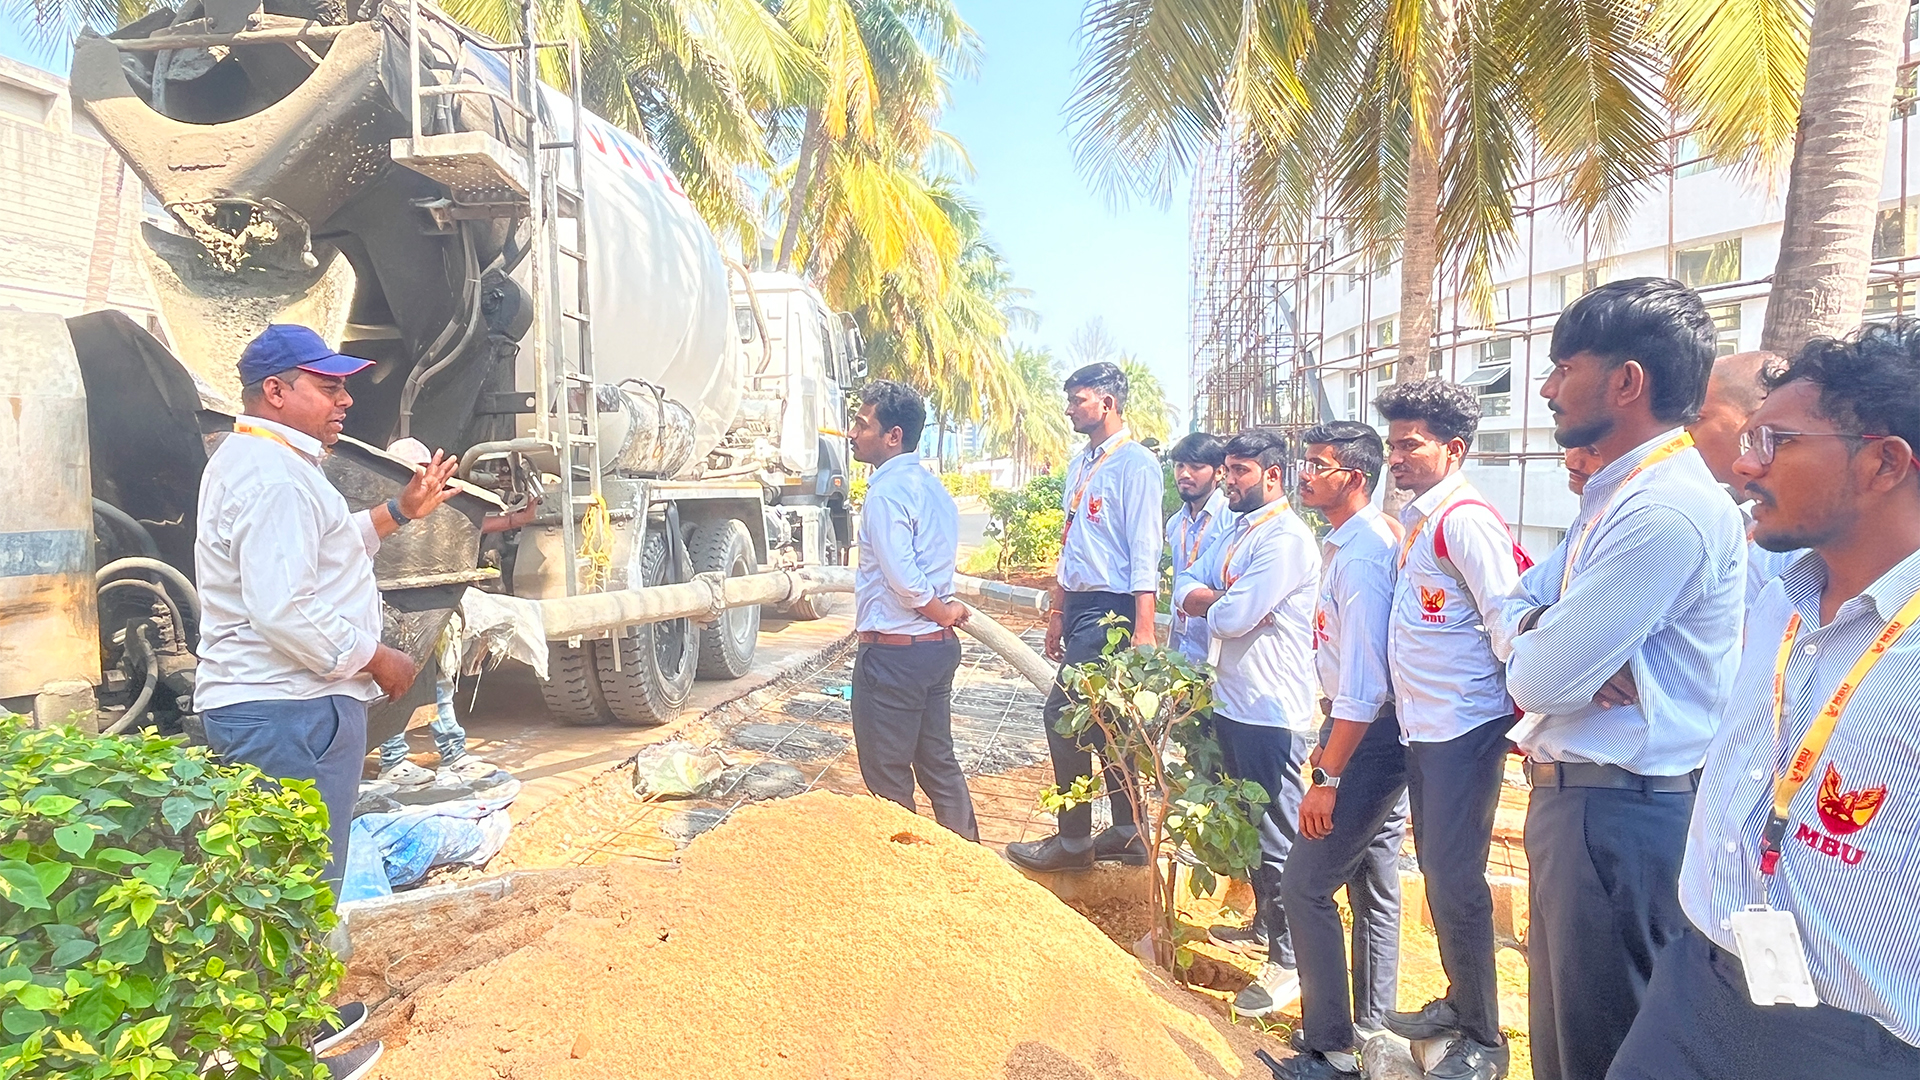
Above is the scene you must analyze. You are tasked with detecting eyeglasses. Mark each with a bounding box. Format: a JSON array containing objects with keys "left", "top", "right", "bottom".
[
  {"left": 1739, "top": 425, "right": 1918, "bottom": 468},
  {"left": 1299, "top": 460, "right": 1360, "bottom": 478}
]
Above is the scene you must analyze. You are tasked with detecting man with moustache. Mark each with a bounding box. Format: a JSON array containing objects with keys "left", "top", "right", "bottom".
[
  {"left": 1493, "top": 278, "right": 1745, "bottom": 1080},
  {"left": 1007, "top": 362, "right": 1165, "bottom": 873},
  {"left": 1564, "top": 446, "right": 1603, "bottom": 496},
  {"left": 1373, "top": 378, "right": 1525, "bottom": 1080},
  {"left": 1272, "top": 421, "right": 1410, "bottom": 1080},
  {"left": 1166, "top": 432, "right": 1232, "bottom": 666},
  {"left": 1175, "top": 428, "right": 1320, "bottom": 1018},
  {"left": 1689, "top": 350, "right": 1803, "bottom": 605},
  {"left": 1609, "top": 322, "right": 1920, "bottom": 1080}
]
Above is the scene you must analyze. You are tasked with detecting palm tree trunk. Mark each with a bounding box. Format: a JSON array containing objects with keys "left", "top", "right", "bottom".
[
  {"left": 776, "top": 107, "right": 826, "bottom": 272},
  {"left": 1397, "top": 80, "right": 1446, "bottom": 384},
  {"left": 1760, "top": 0, "right": 1906, "bottom": 354}
]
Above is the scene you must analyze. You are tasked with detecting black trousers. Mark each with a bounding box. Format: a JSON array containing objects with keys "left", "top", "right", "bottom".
[
  {"left": 1405, "top": 715, "right": 1513, "bottom": 1047},
  {"left": 851, "top": 636, "right": 978, "bottom": 841},
  {"left": 1042, "top": 590, "right": 1137, "bottom": 841},
  {"left": 1608, "top": 927, "right": 1920, "bottom": 1080},
  {"left": 1217, "top": 715, "right": 1310, "bottom": 969},
  {"left": 1527, "top": 780, "right": 1694, "bottom": 1080},
  {"left": 1283, "top": 711, "right": 1410, "bottom": 1051}
]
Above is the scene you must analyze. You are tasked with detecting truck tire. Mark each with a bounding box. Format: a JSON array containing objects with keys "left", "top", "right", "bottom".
[
  {"left": 783, "top": 517, "right": 843, "bottom": 621},
  {"left": 692, "top": 518, "right": 759, "bottom": 680},
  {"left": 589, "top": 530, "right": 695, "bottom": 724},
  {"left": 539, "top": 640, "right": 613, "bottom": 725}
]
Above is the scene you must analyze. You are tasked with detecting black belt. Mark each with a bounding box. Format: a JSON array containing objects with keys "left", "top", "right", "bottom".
[{"left": 1527, "top": 761, "right": 1700, "bottom": 793}]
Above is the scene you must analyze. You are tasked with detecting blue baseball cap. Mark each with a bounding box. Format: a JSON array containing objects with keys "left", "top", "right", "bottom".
[{"left": 237, "top": 324, "right": 375, "bottom": 385}]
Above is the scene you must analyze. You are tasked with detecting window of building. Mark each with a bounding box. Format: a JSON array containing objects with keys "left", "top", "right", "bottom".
[
  {"left": 1461, "top": 354, "right": 1512, "bottom": 416},
  {"left": 1479, "top": 337, "right": 1512, "bottom": 364},
  {"left": 1343, "top": 331, "right": 1360, "bottom": 359},
  {"left": 1345, "top": 264, "right": 1360, "bottom": 294},
  {"left": 1675, "top": 134, "right": 1723, "bottom": 178},
  {"left": 1675, "top": 238, "right": 1742, "bottom": 288},
  {"left": 1374, "top": 253, "right": 1390, "bottom": 279},
  {"left": 1866, "top": 279, "right": 1920, "bottom": 318},
  {"left": 1706, "top": 303, "right": 1742, "bottom": 356},
  {"left": 1874, "top": 201, "right": 1916, "bottom": 259},
  {"left": 1375, "top": 320, "right": 1395, "bottom": 348},
  {"left": 1475, "top": 431, "right": 1512, "bottom": 466},
  {"left": 1345, "top": 372, "right": 1360, "bottom": 419},
  {"left": 1558, "top": 265, "right": 1610, "bottom": 308},
  {"left": 1427, "top": 350, "right": 1444, "bottom": 376}
]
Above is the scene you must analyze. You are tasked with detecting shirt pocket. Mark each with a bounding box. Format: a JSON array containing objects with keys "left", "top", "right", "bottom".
[{"left": 1792, "top": 730, "right": 1920, "bottom": 877}]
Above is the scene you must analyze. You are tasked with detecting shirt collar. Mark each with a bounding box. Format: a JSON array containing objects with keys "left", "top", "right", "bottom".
[
  {"left": 1407, "top": 471, "right": 1468, "bottom": 519},
  {"left": 240, "top": 414, "right": 326, "bottom": 459},
  {"left": 1325, "top": 502, "right": 1383, "bottom": 549},
  {"left": 871, "top": 452, "right": 924, "bottom": 482},
  {"left": 1581, "top": 427, "right": 1689, "bottom": 506},
  {"left": 1085, "top": 426, "right": 1133, "bottom": 462},
  {"left": 1779, "top": 545, "right": 1920, "bottom": 627}
]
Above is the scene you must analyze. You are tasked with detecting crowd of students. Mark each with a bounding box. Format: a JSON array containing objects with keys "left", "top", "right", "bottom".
[{"left": 844, "top": 276, "right": 1920, "bottom": 1080}]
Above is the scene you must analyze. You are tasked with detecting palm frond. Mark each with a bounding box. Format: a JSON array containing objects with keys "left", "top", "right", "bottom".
[{"left": 1650, "top": 0, "right": 1809, "bottom": 182}]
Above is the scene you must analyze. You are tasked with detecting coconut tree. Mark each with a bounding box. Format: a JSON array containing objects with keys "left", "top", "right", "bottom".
[{"left": 984, "top": 345, "right": 1074, "bottom": 481}]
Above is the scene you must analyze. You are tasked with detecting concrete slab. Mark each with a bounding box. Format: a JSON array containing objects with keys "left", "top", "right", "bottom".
[{"left": 402, "top": 613, "right": 854, "bottom": 820}]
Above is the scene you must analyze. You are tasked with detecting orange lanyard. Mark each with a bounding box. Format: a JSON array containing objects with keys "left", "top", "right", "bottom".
[
  {"left": 1756, "top": 587, "right": 1920, "bottom": 873},
  {"left": 233, "top": 420, "right": 316, "bottom": 464},
  {"left": 1176, "top": 504, "right": 1214, "bottom": 570},
  {"left": 1397, "top": 482, "right": 1467, "bottom": 569},
  {"left": 1063, "top": 435, "right": 1132, "bottom": 540},
  {"left": 1560, "top": 431, "right": 1694, "bottom": 593},
  {"left": 1220, "top": 500, "right": 1291, "bottom": 587}
]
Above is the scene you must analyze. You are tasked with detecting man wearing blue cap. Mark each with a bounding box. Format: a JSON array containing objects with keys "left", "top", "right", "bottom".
[{"left": 194, "top": 325, "right": 461, "bottom": 899}]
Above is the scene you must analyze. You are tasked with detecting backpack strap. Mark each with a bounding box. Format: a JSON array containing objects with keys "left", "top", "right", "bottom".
[{"left": 1431, "top": 498, "right": 1519, "bottom": 606}]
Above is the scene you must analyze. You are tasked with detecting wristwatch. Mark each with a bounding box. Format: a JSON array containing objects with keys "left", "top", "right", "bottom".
[{"left": 1310, "top": 767, "right": 1341, "bottom": 789}]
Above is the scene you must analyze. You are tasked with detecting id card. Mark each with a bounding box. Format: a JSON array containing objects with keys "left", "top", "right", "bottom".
[{"left": 1728, "top": 905, "right": 1819, "bottom": 1008}]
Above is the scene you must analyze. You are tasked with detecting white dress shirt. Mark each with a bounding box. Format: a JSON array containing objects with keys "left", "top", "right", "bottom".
[
  {"left": 194, "top": 415, "right": 384, "bottom": 710},
  {"left": 1388, "top": 472, "right": 1522, "bottom": 743},
  {"left": 1496, "top": 431, "right": 1745, "bottom": 774},
  {"left": 1174, "top": 498, "right": 1320, "bottom": 731},
  {"left": 1316, "top": 504, "right": 1398, "bottom": 724},
  {"left": 855, "top": 452, "right": 959, "bottom": 635},
  {"left": 1056, "top": 427, "right": 1165, "bottom": 595},
  {"left": 1680, "top": 549, "right": 1920, "bottom": 1048},
  {"left": 1166, "top": 487, "right": 1232, "bottom": 663}
]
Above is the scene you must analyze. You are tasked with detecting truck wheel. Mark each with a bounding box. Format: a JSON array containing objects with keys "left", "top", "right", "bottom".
[
  {"left": 590, "top": 530, "right": 695, "bottom": 724},
  {"left": 784, "top": 518, "right": 843, "bottom": 621},
  {"left": 539, "top": 640, "right": 613, "bottom": 725},
  {"left": 692, "top": 518, "right": 759, "bottom": 680}
]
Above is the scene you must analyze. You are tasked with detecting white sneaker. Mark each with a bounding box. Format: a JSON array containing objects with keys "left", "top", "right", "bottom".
[
  {"left": 376, "top": 760, "right": 435, "bottom": 789},
  {"left": 442, "top": 755, "right": 501, "bottom": 782},
  {"left": 1231, "top": 961, "right": 1301, "bottom": 1017}
]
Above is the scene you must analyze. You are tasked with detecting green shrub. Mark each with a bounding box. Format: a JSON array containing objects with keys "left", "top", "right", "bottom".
[
  {"left": 938, "top": 472, "right": 993, "bottom": 499},
  {"left": 982, "top": 473, "right": 1066, "bottom": 572},
  {"left": 0, "top": 714, "right": 342, "bottom": 1079}
]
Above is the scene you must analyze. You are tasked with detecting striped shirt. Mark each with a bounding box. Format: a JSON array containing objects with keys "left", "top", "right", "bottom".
[
  {"left": 1316, "top": 504, "right": 1398, "bottom": 724},
  {"left": 1166, "top": 487, "right": 1232, "bottom": 663},
  {"left": 1173, "top": 499, "right": 1320, "bottom": 730},
  {"left": 855, "top": 452, "right": 958, "bottom": 635},
  {"left": 1056, "top": 428, "right": 1165, "bottom": 595},
  {"left": 1678, "top": 547, "right": 1920, "bottom": 1048},
  {"left": 1388, "top": 472, "right": 1522, "bottom": 742},
  {"left": 1496, "top": 429, "right": 1746, "bottom": 774}
]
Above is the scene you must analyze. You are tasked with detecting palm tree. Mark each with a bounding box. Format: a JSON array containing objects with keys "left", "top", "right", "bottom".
[
  {"left": 1069, "top": 0, "right": 1674, "bottom": 377},
  {"left": 983, "top": 345, "right": 1073, "bottom": 481}
]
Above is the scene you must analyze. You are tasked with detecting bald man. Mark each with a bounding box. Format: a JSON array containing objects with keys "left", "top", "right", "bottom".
[{"left": 1687, "top": 351, "right": 1800, "bottom": 605}]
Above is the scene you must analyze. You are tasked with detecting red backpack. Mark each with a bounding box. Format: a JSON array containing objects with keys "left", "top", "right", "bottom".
[{"left": 1431, "top": 498, "right": 1534, "bottom": 606}]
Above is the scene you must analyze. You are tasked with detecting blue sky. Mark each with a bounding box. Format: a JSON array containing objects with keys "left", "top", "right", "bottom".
[{"left": 1, "top": 3, "right": 1192, "bottom": 425}]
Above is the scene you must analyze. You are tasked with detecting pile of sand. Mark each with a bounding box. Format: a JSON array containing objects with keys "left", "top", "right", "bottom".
[{"left": 351, "top": 791, "right": 1275, "bottom": 1079}]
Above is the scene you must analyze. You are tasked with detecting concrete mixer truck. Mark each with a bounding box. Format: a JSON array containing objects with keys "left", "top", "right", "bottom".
[{"left": 0, "top": 0, "right": 861, "bottom": 741}]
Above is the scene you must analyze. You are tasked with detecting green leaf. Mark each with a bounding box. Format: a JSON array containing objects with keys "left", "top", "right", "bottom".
[
  {"left": 51, "top": 824, "right": 94, "bottom": 858},
  {"left": 96, "top": 926, "right": 149, "bottom": 967},
  {"left": 47, "top": 938, "right": 94, "bottom": 967},
  {"left": 12, "top": 983, "right": 58, "bottom": 1011},
  {"left": 28, "top": 795, "right": 80, "bottom": 818},
  {"left": 0, "top": 1006, "right": 41, "bottom": 1036},
  {"left": 129, "top": 897, "right": 157, "bottom": 928},
  {"left": 62, "top": 987, "right": 116, "bottom": 1036},
  {"left": 31, "top": 862, "right": 70, "bottom": 899},
  {"left": 0, "top": 863, "right": 48, "bottom": 911},
  {"left": 159, "top": 797, "right": 198, "bottom": 833}
]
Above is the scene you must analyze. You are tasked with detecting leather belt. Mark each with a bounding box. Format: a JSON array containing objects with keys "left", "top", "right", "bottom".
[
  {"left": 1527, "top": 761, "right": 1700, "bottom": 793},
  {"left": 857, "top": 629, "right": 957, "bottom": 646}
]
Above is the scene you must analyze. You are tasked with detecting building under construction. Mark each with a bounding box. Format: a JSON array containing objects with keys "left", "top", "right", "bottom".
[{"left": 1189, "top": 32, "right": 1920, "bottom": 550}]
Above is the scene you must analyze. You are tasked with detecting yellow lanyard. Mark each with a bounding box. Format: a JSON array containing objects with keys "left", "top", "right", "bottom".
[
  {"left": 1560, "top": 431, "right": 1694, "bottom": 594},
  {"left": 1062, "top": 435, "right": 1132, "bottom": 541},
  {"left": 1220, "top": 500, "right": 1291, "bottom": 587},
  {"left": 1176, "top": 504, "right": 1213, "bottom": 570},
  {"left": 1756, "top": 587, "right": 1920, "bottom": 873},
  {"left": 233, "top": 420, "right": 316, "bottom": 464},
  {"left": 1397, "top": 483, "right": 1465, "bottom": 568}
]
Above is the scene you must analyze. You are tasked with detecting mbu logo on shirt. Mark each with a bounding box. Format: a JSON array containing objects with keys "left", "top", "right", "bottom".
[
  {"left": 1088, "top": 496, "right": 1104, "bottom": 523},
  {"left": 1313, "top": 607, "right": 1329, "bottom": 647},
  {"left": 1418, "top": 585, "right": 1448, "bottom": 623},
  {"left": 1816, "top": 762, "right": 1886, "bottom": 835}
]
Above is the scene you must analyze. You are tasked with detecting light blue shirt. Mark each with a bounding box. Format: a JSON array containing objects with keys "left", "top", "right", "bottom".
[
  {"left": 1496, "top": 429, "right": 1745, "bottom": 775},
  {"left": 1388, "top": 472, "right": 1523, "bottom": 743},
  {"left": 1173, "top": 499, "right": 1320, "bottom": 731},
  {"left": 1166, "top": 487, "right": 1232, "bottom": 664},
  {"left": 1057, "top": 427, "right": 1165, "bottom": 595},
  {"left": 855, "top": 453, "right": 958, "bottom": 635},
  {"left": 1316, "top": 504, "right": 1398, "bottom": 724},
  {"left": 1679, "top": 548, "right": 1920, "bottom": 1048}
]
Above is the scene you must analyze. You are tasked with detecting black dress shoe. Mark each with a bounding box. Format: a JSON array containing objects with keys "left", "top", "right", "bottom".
[
  {"left": 1093, "top": 825, "right": 1149, "bottom": 865},
  {"left": 1426, "top": 1035, "right": 1509, "bottom": 1080},
  {"left": 1005, "top": 834, "right": 1095, "bottom": 872},
  {"left": 1382, "top": 997, "right": 1460, "bottom": 1041}
]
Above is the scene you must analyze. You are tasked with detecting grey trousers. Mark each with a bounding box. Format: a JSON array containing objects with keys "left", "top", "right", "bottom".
[
  {"left": 202, "top": 694, "right": 368, "bottom": 890},
  {"left": 1283, "top": 711, "right": 1410, "bottom": 1051},
  {"left": 851, "top": 636, "right": 979, "bottom": 841},
  {"left": 1527, "top": 781, "right": 1695, "bottom": 1080},
  {"left": 1216, "top": 715, "right": 1310, "bottom": 969},
  {"left": 1405, "top": 715, "right": 1514, "bottom": 1047}
]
